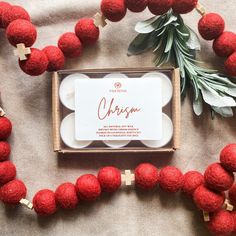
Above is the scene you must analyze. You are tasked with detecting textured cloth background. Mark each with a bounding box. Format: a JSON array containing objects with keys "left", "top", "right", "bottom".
[{"left": 0, "top": 0, "right": 236, "bottom": 235}]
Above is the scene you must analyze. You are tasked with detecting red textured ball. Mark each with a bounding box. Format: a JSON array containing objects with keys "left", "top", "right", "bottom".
[
  {"left": 42, "top": 46, "right": 65, "bottom": 72},
  {"left": 134, "top": 163, "right": 159, "bottom": 190},
  {"left": 75, "top": 18, "right": 99, "bottom": 45},
  {"left": 33, "top": 189, "right": 57, "bottom": 216},
  {"left": 229, "top": 184, "right": 236, "bottom": 206},
  {"left": 19, "top": 48, "right": 48, "bottom": 76},
  {"left": 207, "top": 210, "right": 234, "bottom": 236},
  {"left": 159, "top": 166, "right": 183, "bottom": 193},
  {"left": 198, "top": 13, "right": 225, "bottom": 41},
  {"left": 213, "top": 32, "right": 236, "bottom": 58},
  {"left": 0, "top": 179, "right": 27, "bottom": 204},
  {"left": 204, "top": 163, "right": 234, "bottom": 192},
  {"left": 75, "top": 174, "right": 101, "bottom": 201},
  {"left": 101, "top": 0, "right": 127, "bottom": 22},
  {"left": 231, "top": 211, "right": 236, "bottom": 234},
  {"left": 58, "top": 32, "right": 83, "bottom": 58},
  {"left": 220, "top": 144, "right": 236, "bottom": 172},
  {"left": 193, "top": 185, "right": 225, "bottom": 212},
  {"left": 0, "top": 141, "right": 10, "bottom": 162},
  {"left": 125, "top": 0, "right": 147, "bottom": 12},
  {"left": 0, "top": 2, "right": 11, "bottom": 28},
  {"left": 225, "top": 52, "right": 236, "bottom": 77},
  {"left": 97, "top": 166, "right": 121, "bottom": 193},
  {"left": 0, "top": 161, "right": 16, "bottom": 185},
  {"left": 2, "top": 5, "right": 30, "bottom": 28},
  {"left": 148, "top": 0, "right": 173, "bottom": 15},
  {"left": 0, "top": 117, "right": 12, "bottom": 140},
  {"left": 172, "top": 0, "right": 197, "bottom": 14},
  {"left": 55, "top": 182, "right": 79, "bottom": 209},
  {"left": 182, "top": 171, "right": 204, "bottom": 196},
  {"left": 6, "top": 19, "right": 37, "bottom": 47}
]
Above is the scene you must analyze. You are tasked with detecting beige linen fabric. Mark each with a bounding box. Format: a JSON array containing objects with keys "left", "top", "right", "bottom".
[{"left": 0, "top": 0, "right": 236, "bottom": 235}]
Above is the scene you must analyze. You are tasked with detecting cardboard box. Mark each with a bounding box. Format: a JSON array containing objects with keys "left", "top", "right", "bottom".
[{"left": 52, "top": 67, "right": 181, "bottom": 153}]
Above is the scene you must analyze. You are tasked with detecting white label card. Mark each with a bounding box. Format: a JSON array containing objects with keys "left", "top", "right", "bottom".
[{"left": 75, "top": 77, "right": 162, "bottom": 141}]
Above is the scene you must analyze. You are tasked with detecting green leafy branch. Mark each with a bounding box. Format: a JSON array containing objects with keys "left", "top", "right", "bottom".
[{"left": 128, "top": 11, "right": 236, "bottom": 117}]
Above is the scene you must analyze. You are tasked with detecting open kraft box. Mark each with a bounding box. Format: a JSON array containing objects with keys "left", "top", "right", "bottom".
[{"left": 52, "top": 67, "right": 181, "bottom": 154}]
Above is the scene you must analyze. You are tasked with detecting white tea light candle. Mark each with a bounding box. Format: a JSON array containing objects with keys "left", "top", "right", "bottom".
[
  {"left": 103, "top": 140, "right": 130, "bottom": 148},
  {"left": 59, "top": 73, "right": 89, "bottom": 110},
  {"left": 141, "top": 113, "right": 173, "bottom": 148},
  {"left": 60, "top": 113, "right": 92, "bottom": 149},
  {"left": 142, "top": 72, "right": 173, "bottom": 107}
]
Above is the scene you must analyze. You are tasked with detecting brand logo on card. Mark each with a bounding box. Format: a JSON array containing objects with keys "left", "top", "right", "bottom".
[
  {"left": 109, "top": 81, "right": 127, "bottom": 93},
  {"left": 114, "top": 82, "right": 122, "bottom": 89}
]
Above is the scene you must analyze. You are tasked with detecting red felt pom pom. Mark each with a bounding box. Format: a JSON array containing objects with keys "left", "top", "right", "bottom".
[
  {"left": 231, "top": 211, "right": 236, "bottom": 234},
  {"left": 0, "top": 2, "right": 11, "bottom": 28},
  {"left": 0, "top": 141, "right": 10, "bottom": 161},
  {"left": 172, "top": 0, "right": 198, "bottom": 14},
  {"left": 193, "top": 185, "right": 225, "bottom": 212},
  {"left": 2, "top": 5, "right": 30, "bottom": 28},
  {"left": 0, "top": 161, "right": 16, "bottom": 185},
  {"left": 75, "top": 18, "right": 99, "bottom": 45},
  {"left": 225, "top": 52, "right": 236, "bottom": 77},
  {"left": 58, "top": 32, "right": 83, "bottom": 58},
  {"left": 220, "top": 144, "right": 236, "bottom": 172},
  {"left": 198, "top": 13, "right": 225, "bottom": 41},
  {"left": 0, "top": 117, "right": 12, "bottom": 140},
  {"left": 33, "top": 189, "right": 57, "bottom": 216},
  {"left": 101, "top": 0, "right": 127, "bottom": 22},
  {"left": 213, "top": 32, "right": 236, "bottom": 58},
  {"left": 204, "top": 163, "right": 234, "bottom": 192},
  {"left": 159, "top": 166, "right": 183, "bottom": 193},
  {"left": 0, "top": 179, "right": 27, "bottom": 204},
  {"left": 42, "top": 46, "right": 65, "bottom": 72},
  {"left": 125, "top": 0, "right": 147, "bottom": 12},
  {"left": 229, "top": 184, "right": 236, "bottom": 206},
  {"left": 148, "top": 0, "right": 173, "bottom": 15},
  {"left": 97, "top": 166, "right": 121, "bottom": 193},
  {"left": 75, "top": 174, "right": 101, "bottom": 201},
  {"left": 182, "top": 171, "right": 204, "bottom": 196},
  {"left": 19, "top": 48, "right": 48, "bottom": 76},
  {"left": 6, "top": 19, "right": 37, "bottom": 47},
  {"left": 135, "top": 163, "right": 159, "bottom": 190},
  {"left": 55, "top": 182, "right": 79, "bottom": 209},
  {"left": 207, "top": 210, "right": 234, "bottom": 236}
]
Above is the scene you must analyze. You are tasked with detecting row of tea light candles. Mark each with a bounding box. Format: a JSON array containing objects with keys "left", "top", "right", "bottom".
[{"left": 59, "top": 73, "right": 174, "bottom": 148}]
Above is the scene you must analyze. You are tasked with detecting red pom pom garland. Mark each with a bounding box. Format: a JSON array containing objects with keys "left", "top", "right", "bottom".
[
  {"left": 125, "top": 0, "right": 147, "bottom": 13},
  {"left": 75, "top": 18, "right": 100, "bottom": 45},
  {"left": 0, "top": 141, "right": 11, "bottom": 161},
  {"left": 134, "top": 163, "right": 159, "bottom": 190},
  {"left": 97, "top": 166, "right": 121, "bottom": 193},
  {"left": 1, "top": 1, "right": 236, "bottom": 234},
  {"left": 75, "top": 174, "right": 101, "bottom": 201},
  {"left": 2, "top": 5, "right": 30, "bottom": 28},
  {"left": 6, "top": 19, "right": 37, "bottom": 47},
  {"left": 182, "top": 171, "right": 204, "bottom": 196},
  {"left": 42, "top": 46, "right": 65, "bottom": 72},
  {"left": 55, "top": 183, "right": 79, "bottom": 209},
  {"left": 33, "top": 189, "right": 57, "bottom": 216},
  {"left": 159, "top": 166, "right": 183, "bottom": 193},
  {"left": 0, "top": 161, "right": 16, "bottom": 185},
  {"left": 1, "top": 1, "right": 236, "bottom": 77},
  {"left": 204, "top": 163, "right": 234, "bottom": 192},
  {"left": 148, "top": 0, "right": 173, "bottom": 16}
]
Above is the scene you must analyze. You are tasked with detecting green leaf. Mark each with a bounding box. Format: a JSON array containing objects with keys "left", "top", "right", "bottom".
[
  {"left": 212, "top": 107, "right": 234, "bottom": 117},
  {"left": 135, "top": 16, "right": 159, "bottom": 34},
  {"left": 127, "top": 33, "right": 155, "bottom": 56},
  {"left": 186, "top": 27, "right": 201, "bottom": 50},
  {"left": 163, "top": 15, "right": 177, "bottom": 26},
  {"left": 193, "top": 93, "right": 203, "bottom": 116},
  {"left": 165, "top": 28, "right": 174, "bottom": 53}
]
